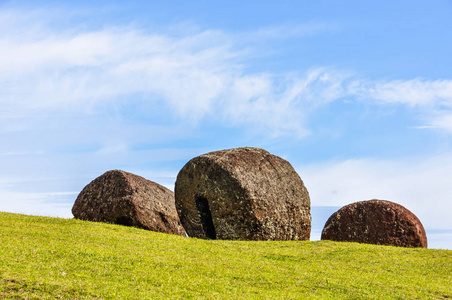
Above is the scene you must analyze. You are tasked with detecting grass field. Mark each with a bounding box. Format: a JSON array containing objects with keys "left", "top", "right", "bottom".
[{"left": 0, "top": 211, "right": 451, "bottom": 299}]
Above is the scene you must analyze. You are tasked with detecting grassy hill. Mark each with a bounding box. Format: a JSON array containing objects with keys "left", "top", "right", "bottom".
[{"left": 0, "top": 212, "right": 450, "bottom": 299}]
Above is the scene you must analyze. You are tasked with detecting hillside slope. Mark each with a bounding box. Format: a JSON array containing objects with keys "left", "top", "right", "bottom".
[{"left": 0, "top": 212, "right": 450, "bottom": 299}]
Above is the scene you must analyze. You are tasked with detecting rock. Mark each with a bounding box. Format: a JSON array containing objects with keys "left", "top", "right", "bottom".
[
  {"left": 321, "top": 199, "right": 427, "bottom": 248},
  {"left": 175, "top": 147, "right": 311, "bottom": 240},
  {"left": 72, "top": 170, "right": 186, "bottom": 236}
]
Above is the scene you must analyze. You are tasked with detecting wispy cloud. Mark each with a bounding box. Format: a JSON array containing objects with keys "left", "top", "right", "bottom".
[
  {"left": 351, "top": 78, "right": 452, "bottom": 106},
  {"left": 0, "top": 8, "right": 350, "bottom": 138},
  {"left": 3, "top": 7, "right": 452, "bottom": 137},
  {"left": 350, "top": 78, "right": 452, "bottom": 132}
]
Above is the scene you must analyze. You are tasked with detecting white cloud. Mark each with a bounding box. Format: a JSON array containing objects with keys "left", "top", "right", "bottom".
[
  {"left": 1, "top": 6, "right": 452, "bottom": 139},
  {"left": 429, "top": 114, "right": 452, "bottom": 133},
  {"left": 0, "top": 191, "right": 77, "bottom": 218},
  {"left": 354, "top": 78, "right": 452, "bottom": 107},
  {"left": 220, "top": 68, "right": 349, "bottom": 138},
  {"left": 350, "top": 78, "right": 452, "bottom": 132},
  {"left": 299, "top": 154, "right": 452, "bottom": 230},
  {"left": 0, "top": 8, "right": 351, "bottom": 138}
]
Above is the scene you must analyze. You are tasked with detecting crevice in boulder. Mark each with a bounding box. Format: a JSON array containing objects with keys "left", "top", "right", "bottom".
[
  {"left": 195, "top": 195, "right": 216, "bottom": 239},
  {"left": 115, "top": 216, "right": 133, "bottom": 227}
]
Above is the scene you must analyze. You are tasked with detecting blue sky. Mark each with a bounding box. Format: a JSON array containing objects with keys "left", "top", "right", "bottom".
[{"left": 1, "top": 1, "right": 451, "bottom": 237}]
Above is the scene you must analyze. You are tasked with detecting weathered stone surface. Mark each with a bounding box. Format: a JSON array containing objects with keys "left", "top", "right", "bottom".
[
  {"left": 175, "top": 147, "right": 311, "bottom": 241},
  {"left": 72, "top": 170, "right": 186, "bottom": 236},
  {"left": 321, "top": 199, "right": 427, "bottom": 248}
]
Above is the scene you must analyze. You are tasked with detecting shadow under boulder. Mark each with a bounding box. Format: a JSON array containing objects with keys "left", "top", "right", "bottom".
[
  {"left": 321, "top": 199, "right": 427, "bottom": 248},
  {"left": 72, "top": 170, "right": 186, "bottom": 236},
  {"left": 175, "top": 147, "right": 311, "bottom": 241}
]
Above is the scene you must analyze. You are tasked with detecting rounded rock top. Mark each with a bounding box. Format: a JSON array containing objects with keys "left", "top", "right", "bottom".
[{"left": 321, "top": 199, "right": 427, "bottom": 248}]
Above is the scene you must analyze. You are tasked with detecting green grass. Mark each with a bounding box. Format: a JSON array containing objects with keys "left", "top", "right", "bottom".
[{"left": 0, "top": 212, "right": 451, "bottom": 299}]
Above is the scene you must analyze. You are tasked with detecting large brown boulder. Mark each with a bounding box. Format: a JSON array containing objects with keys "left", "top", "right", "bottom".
[
  {"left": 175, "top": 147, "right": 311, "bottom": 240},
  {"left": 321, "top": 199, "right": 427, "bottom": 248},
  {"left": 72, "top": 170, "right": 186, "bottom": 236}
]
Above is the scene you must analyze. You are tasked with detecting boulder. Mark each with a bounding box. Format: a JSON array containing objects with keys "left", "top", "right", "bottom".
[
  {"left": 72, "top": 170, "right": 186, "bottom": 236},
  {"left": 321, "top": 199, "right": 427, "bottom": 248},
  {"left": 175, "top": 147, "right": 311, "bottom": 240}
]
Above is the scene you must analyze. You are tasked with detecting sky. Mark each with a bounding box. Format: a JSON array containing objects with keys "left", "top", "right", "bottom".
[{"left": 1, "top": 1, "right": 451, "bottom": 245}]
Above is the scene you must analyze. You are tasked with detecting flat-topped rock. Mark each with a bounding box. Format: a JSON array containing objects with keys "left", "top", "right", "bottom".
[
  {"left": 321, "top": 199, "right": 427, "bottom": 248},
  {"left": 175, "top": 147, "right": 311, "bottom": 240},
  {"left": 72, "top": 170, "right": 185, "bottom": 236}
]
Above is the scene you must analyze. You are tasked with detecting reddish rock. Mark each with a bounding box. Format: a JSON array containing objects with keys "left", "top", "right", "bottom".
[
  {"left": 321, "top": 199, "right": 427, "bottom": 248},
  {"left": 72, "top": 170, "right": 186, "bottom": 236},
  {"left": 175, "top": 147, "right": 311, "bottom": 241}
]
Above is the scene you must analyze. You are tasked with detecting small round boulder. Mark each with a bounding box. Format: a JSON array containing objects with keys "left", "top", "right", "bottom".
[
  {"left": 72, "top": 170, "right": 186, "bottom": 236},
  {"left": 175, "top": 147, "right": 311, "bottom": 240},
  {"left": 321, "top": 199, "right": 427, "bottom": 248}
]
